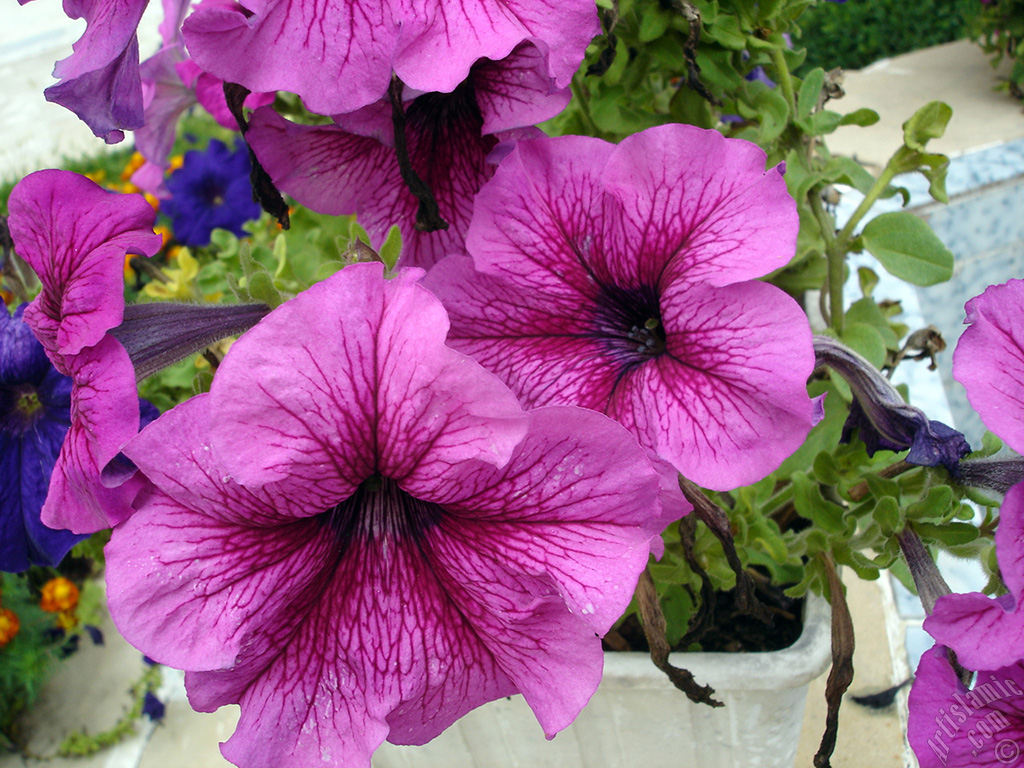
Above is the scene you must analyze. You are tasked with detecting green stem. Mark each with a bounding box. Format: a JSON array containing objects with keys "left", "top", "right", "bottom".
[
  {"left": 807, "top": 188, "right": 842, "bottom": 330},
  {"left": 570, "top": 77, "right": 602, "bottom": 138},
  {"left": 835, "top": 162, "right": 898, "bottom": 247},
  {"left": 768, "top": 47, "right": 797, "bottom": 116},
  {"left": 818, "top": 152, "right": 902, "bottom": 333}
]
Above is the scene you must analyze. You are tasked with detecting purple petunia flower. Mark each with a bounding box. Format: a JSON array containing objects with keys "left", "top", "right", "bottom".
[
  {"left": 161, "top": 139, "right": 262, "bottom": 247},
  {"left": 7, "top": 170, "right": 163, "bottom": 533},
  {"left": 425, "top": 124, "right": 818, "bottom": 491},
  {"left": 813, "top": 335, "right": 971, "bottom": 474},
  {"left": 105, "top": 263, "right": 664, "bottom": 768},
  {"left": 21, "top": 0, "right": 148, "bottom": 143},
  {"left": 1, "top": 305, "right": 85, "bottom": 572},
  {"left": 246, "top": 43, "right": 568, "bottom": 269},
  {"left": 142, "top": 691, "right": 166, "bottom": 721},
  {"left": 909, "top": 646, "right": 1024, "bottom": 767},
  {"left": 182, "top": 0, "right": 599, "bottom": 117},
  {"left": 923, "top": 280, "right": 1024, "bottom": 671}
]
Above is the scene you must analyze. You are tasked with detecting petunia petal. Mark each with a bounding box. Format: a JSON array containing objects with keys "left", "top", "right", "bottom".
[
  {"left": 954, "top": 279, "right": 1024, "bottom": 456},
  {"left": 462, "top": 134, "right": 618, "bottom": 295},
  {"left": 603, "top": 124, "right": 797, "bottom": 287},
  {"left": 926, "top": 591, "right": 1024, "bottom": 672},
  {"left": 429, "top": 258, "right": 815, "bottom": 489},
  {"left": 183, "top": 0, "right": 595, "bottom": 116},
  {"left": 636, "top": 279, "right": 816, "bottom": 489},
  {"left": 909, "top": 645, "right": 1024, "bottom": 768},
  {"left": 43, "top": 0, "right": 148, "bottom": 141},
  {"left": 209, "top": 263, "right": 529, "bottom": 493},
  {"left": 183, "top": 0, "right": 395, "bottom": 117},
  {"left": 40, "top": 337, "right": 144, "bottom": 533},
  {"left": 8, "top": 170, "right": 162, "bottom": 361}
]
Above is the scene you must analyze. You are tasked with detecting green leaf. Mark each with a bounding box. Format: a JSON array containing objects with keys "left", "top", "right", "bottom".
[
  {"left": 840, "top": 322, "right": 887, "bottom": 369},
  {"left": 377, "top": 225, "right": 403, "bottom": 272},
  {"left": 783, "top": 150, "right": 826, "bottom": 203},
  {"left": 807, "top": 110, "right": 845, "bottom": 136},
  {"left": 872, "top": 496, "right": 902, "bottom": 537},
  {"left": 839, "top": 108, "right": 880, "bottom": 127},
  {"left": 903, "top": 101, "right": 952, "bottom": 151},
  {"left": 754, "top": 88, "right": 790, "bottom": 144},
  {"left": 860, "top": 211, "right": 954, "bottom": 286},
  {"left": 857, "top": 266, "right": 879, "bottom": 297},
  {"left": 823, "top": 156, "right": 877, "bottom": 196},
  {"left": 907, "top": 485, "right": 955, "bottom": 522},
  {"left": 797, "top": 68, "right": 826, "bottom": 123},
  {"left": 792, "top": 472, "right": 849, "bottom": 535},
  {"left": 865, "top": 473, "right": 901, "bottom": 500},
  {"left": 701, "top": 13, "right": 747, "bottom": 50},
  {"left": 846, "top": 297, "right": 899, "bottom": 348},
  {"left": 246, "top": 271, "right": 283, "bottom": 309},
  {"left": 637, "top": 7, "right": 671, "bottom": 41},
  {"left": 915, "top": 522, "right": 980, "bottom": 547},
  {"left": 813, "top": 450, "right": 842, "bottom": 485}
]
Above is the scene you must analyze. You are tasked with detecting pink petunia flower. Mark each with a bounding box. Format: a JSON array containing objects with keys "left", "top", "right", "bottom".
[
  {"left": 7, "top": 170, "right": 163, "bottom": 533},
  {"left": 925, "top": 280, "right": 1024, "bottom": 670},
  {"left": 425, "top": 124, "right": 818, "bottom": 491},
  {"left": 909, "top": 645, "right": 1024, "bottom": 767},
  {"left": 181, "top": 0, "right": 598, "bottom": 117},
  {"left": 105, "top": 262, "right": 663, "bottom": 768},
  {"left": 246, "top": 43, "right": 568, "bottom": 269}
]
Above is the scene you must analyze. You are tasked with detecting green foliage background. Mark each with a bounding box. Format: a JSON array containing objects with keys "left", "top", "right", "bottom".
[{"left": 800, "top": 0, "right": 977, "bottom": 74}]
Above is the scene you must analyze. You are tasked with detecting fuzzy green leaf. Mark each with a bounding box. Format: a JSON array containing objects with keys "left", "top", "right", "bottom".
[
  {"left": 903, "top": 101, "right": 952, "bottom": 151},
  {"left": 860, "top": 211, "right": 954, "bottom": 286}
]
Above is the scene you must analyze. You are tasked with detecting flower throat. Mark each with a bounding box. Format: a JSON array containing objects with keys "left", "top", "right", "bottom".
[
  {"left": 324, "top": 475, "right": 444, "bottom": 552},
  {"left": 593, "top": 283, "right": 667, "bottom": 363}
]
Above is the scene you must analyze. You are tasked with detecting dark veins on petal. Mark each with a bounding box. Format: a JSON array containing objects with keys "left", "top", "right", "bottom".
[
  {"left": 592, "top": 282, "right": 667, "bottom": 367},
  {"left": 324, "top": 475, "right": 444, "bottom": 556},
  {"left": 406, "top": 79, "right": 497, "bottom": 191}
]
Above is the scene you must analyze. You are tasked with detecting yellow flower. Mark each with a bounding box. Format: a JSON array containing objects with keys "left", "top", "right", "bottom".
[
  {"left": 124, "top": 253, "right": 138, "bottom": 284},
  {"left": 0, "top": 608, "right": 18, "bottom": 647},
  {"left": 121, "top": 151, "right": 146, "bottom": 181},
  {"left": 142, "top": 247, "right": 200, "bottom": 301},
  {"left": 155, "top": 225, "right": 173, "bottom": 249},
  {"left": 40, "top": 577, "right": 80, "bottom": 613}
]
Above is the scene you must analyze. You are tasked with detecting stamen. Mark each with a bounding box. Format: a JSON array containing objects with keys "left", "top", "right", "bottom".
[{"left": 593, "top": 283, "right": 666, "bottom": 364}]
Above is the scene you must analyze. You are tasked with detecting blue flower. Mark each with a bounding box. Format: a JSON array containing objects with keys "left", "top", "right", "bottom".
[
  {"left": 1, "top": 305, "right": 86, "bottom": 572},
  {"left": 142, "top": 691, "right": 166, "bottom": 722},
  {"left": 161, "top": 139, "right": 262, "bottom": 247}
]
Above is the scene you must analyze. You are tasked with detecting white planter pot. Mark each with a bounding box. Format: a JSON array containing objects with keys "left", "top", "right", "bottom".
[{"left": 373, "top": 594, "right": 832, "bottom": 768}]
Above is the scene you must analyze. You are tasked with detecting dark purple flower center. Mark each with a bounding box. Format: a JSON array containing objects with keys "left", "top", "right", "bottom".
[
  {"left": 407, "top": 79, "right": 484, "bottom": 142},
  {"left": 2, "top": 383, "right": 44, "bottom": 435},
  {"left": 325, "top": 475, "right": 443, "bottom": 552},
  {"left": 198, "top": 179, "right": 226, "bottom": 208},
  {"left": 593, "top": 283, "right": 667, "bottom": 364}
]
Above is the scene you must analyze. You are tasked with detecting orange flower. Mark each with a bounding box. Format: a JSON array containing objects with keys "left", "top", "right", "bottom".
[
  {"left": 121, "top": 151, "right": 146, "bottom": 181},
  {"left": 40, "top": 577, "right": 80, "bottom": 613},
  {"left": 0, "top": 608, "right": 19, "bottom": 647}
]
